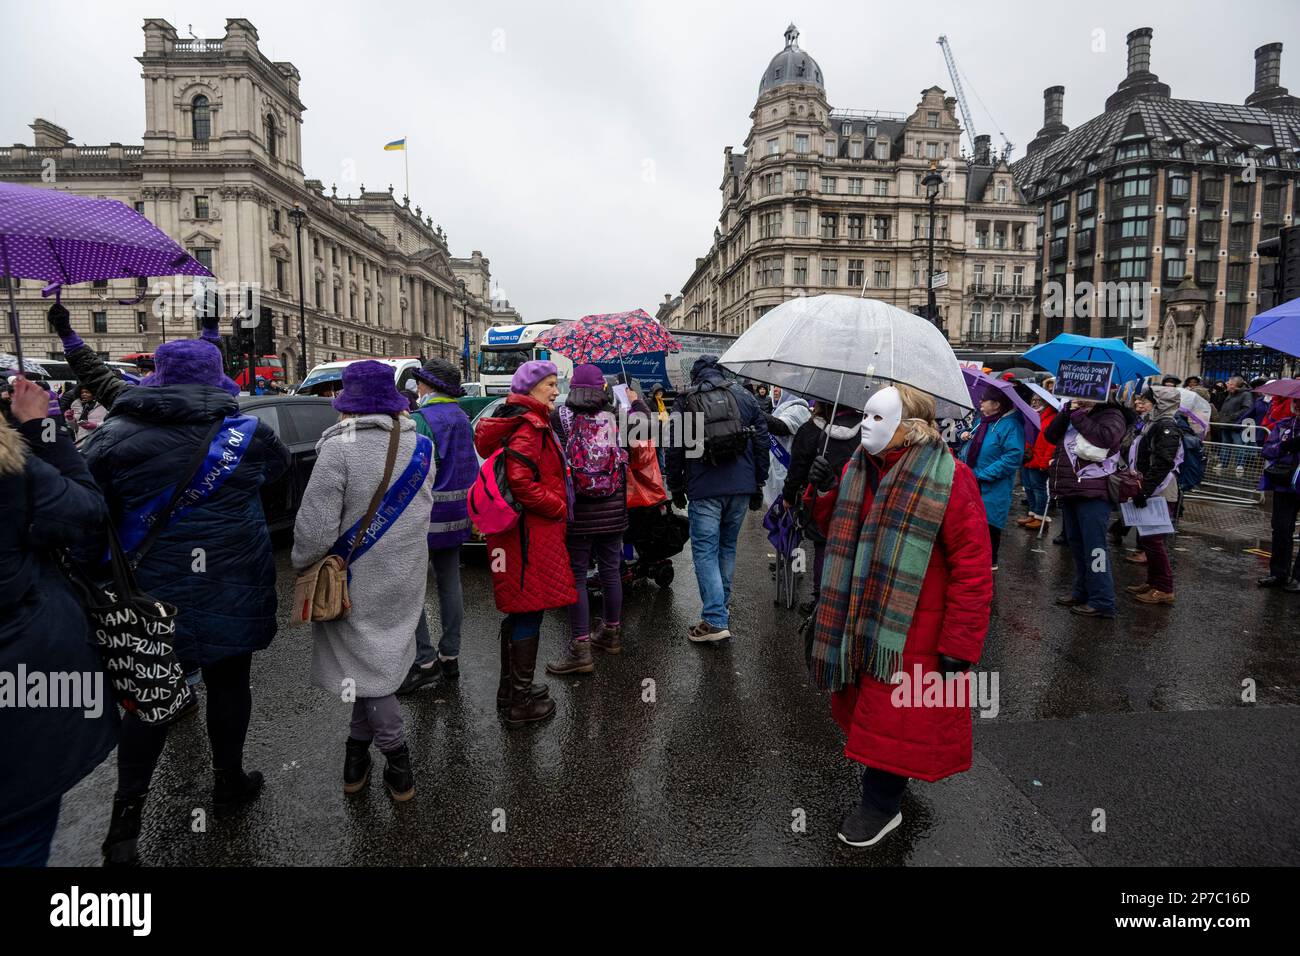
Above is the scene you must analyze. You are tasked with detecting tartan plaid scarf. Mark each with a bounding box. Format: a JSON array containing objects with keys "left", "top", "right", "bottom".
[{"left": 808, "top": 439, "right": 954, "bottom": 691}]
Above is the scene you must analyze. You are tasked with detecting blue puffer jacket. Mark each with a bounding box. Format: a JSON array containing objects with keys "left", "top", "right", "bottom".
[
  {"left": 83, "top": 385, "right": 290, "bottom": 671},
  {"left": 959, "top": 411, "right": 1027, "bottom": 529},
  {"left": 665, "top": 363, "right": 770, "bottom": 500},
  {"left": 0, "top": 418, "right": 119, "bottom": 827}
]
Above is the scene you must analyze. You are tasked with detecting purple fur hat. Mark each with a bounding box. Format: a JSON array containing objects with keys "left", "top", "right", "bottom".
[
  {"left": 139, "top": 339, "right": 241, "bottom": 396},
  {"left": 332, "top": 360, "right": 409, "bottom": 416}
]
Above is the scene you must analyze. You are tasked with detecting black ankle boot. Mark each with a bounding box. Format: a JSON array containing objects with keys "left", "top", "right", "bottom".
[
  {"left": 102, "top": 794, "right": 146, "bottom": 867},
  {"left": 382, "top": 744, "right": 415, "bottom": 802},
  {"left": 213, "top": 767, "right": 264, "bottom": 817},
  {"left": 343, "top": 737, "right": 371, "bottom": 794}
]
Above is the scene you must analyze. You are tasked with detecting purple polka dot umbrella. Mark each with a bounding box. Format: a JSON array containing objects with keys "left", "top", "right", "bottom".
[
  {"left": 0, "top": 181, "right": 213, "bottom": 370},
  {"left": 536, "top": 309, "right": 681, "bottom": 366}
]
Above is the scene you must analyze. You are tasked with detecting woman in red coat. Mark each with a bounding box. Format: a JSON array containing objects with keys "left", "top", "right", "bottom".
[
  {"left": 808, "top": 383, "right": 993, "bottom": 848},
  {"left": 473, "top": 361, "right": 577, "bottom": 727}
]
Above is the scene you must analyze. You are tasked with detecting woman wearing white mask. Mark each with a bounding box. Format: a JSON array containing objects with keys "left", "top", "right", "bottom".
[{"left": 807, "top": 384, "right": 993, "bottom": 849}]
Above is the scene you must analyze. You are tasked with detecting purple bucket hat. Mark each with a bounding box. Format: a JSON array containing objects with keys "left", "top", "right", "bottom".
[
  {"left": 138, "top": 338, "right": 240, "bottom": 396},
  {"left": 332, "top": 360, "right": 409, "bottom": 416},
  {"left": 511, "top": 359, "right": 559, "bottom": 395}
]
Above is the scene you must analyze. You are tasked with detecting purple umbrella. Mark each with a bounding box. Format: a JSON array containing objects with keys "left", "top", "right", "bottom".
[
  {"left": 1245, "top": 297, "right": 1300, "bottom": 358},
  {"left": 1253, "top": 378, "right": 1300, "bottom": 399},
  {"left": 961, "top": 365, "right": 1040, "bottom": 443},
  {"left": 0, "top": 181, "right": 212, "bottom": 370}
]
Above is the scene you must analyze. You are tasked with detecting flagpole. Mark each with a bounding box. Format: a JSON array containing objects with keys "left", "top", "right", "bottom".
[{"left": 404, "top": 137, "right": 409, "bottom": 202}]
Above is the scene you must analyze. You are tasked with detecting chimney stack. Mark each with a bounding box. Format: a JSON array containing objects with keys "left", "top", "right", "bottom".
[
  {"left": 1025, "top": 87, "right": 1069, "bottom": 158},
  {"left": 1245, "top": 43, "right": 1299, "bottom": 111},
  {"left": 1125, "top": 27, "right": 1153, "bottom": 77},
  {"left": 1106, "top": 27, "right": 1171, "bottom": 110},
  {"left": 973, "top": 134, "right": 992, "bottom": 165}
]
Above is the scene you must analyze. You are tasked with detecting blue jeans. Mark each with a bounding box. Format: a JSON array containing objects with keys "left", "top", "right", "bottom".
[
  {"left": 413, "top": 545, "right": 465, "bottom": 664},
  {"left": 688, "top": 494, "right": 749, "bottom": 628},
  {"left": 1061, "top": 496, "right": 1116, "bottom": 613},
  {"left": 0, "top": 799, "right": 61, "bottom": 867},
  {"left": 1023, "top": 468, "right": 1048, "bottom": 516}
]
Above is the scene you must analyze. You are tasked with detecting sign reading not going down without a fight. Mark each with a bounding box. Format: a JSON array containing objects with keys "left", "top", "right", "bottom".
[{"left": 1054, "top": 359, "right": 1114, "bottom": 403}]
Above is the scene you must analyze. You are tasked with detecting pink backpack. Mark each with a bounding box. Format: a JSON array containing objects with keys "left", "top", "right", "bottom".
[
  {"left": 467, "top": 444, "right": 540, "bottom": 535},
  {"left": 559, "top": 407, "right": 626, "bottom": 498}
]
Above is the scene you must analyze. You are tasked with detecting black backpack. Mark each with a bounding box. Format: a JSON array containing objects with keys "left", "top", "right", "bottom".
[{"left": 679, "top": 382, "right": 750, "bottom": 465}]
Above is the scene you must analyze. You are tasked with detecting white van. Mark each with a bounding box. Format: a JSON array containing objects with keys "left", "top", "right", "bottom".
[{"left": 295, "top": 357, "right": 423, "bottom": 399}]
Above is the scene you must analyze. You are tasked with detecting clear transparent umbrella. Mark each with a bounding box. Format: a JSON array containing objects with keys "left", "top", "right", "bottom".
[{"left": 718, "top": 294, "right": 974, "bottom": 419}]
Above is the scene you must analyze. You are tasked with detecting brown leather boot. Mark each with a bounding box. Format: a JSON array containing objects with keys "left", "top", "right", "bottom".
[
  {"left": 591, "top": 623, "right": 623, "bottom": 655},
  {"left": 504, "top": 636, "right": 556, "bottom": 728},
  {"left": 546, "top": 638, "right": 594, "bottom": 675},
  {"left": 496, "top": 620, "right": 551, "bottom": 709}
]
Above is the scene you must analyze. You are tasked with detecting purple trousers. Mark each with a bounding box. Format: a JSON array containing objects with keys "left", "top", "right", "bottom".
[
  {"left": 568, "top": 532, "right": 624, "bottom": 639},
  {"left": 1137, "top": 499, "right": 1175, "bottom": 594}
]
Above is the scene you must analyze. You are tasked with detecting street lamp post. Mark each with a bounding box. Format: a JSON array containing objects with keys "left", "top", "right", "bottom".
[
  {"left": 457, "top": 278, "right": 469, "bottom": 378},
  {"left": 922, "top": 165, "right": 945, "bottom": 334},
  {"left": 288, "top": 202, "right": 309, "bottom": 382}
]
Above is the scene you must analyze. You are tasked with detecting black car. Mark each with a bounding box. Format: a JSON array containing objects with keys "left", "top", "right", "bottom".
[{"left": 238, "top": 394, "right": 339, "bottom": 531}]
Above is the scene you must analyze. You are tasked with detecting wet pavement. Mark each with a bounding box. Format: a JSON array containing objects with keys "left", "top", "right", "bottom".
[{"left": 49, "top": 513, "right": 1300, "bottom": 866}]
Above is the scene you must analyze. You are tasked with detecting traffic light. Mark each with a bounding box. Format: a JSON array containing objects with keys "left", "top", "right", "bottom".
[
  {"left": 1258, "top": 224, "right": 1300, "bottom": 311},
  {"left": 255, "top": 306, "right": 275, "bottom": 356}
]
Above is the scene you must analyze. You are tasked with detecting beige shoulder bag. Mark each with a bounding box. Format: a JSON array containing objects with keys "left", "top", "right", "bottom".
[{"left": 292, "top": 421, "right": 402, "bottom": 624}]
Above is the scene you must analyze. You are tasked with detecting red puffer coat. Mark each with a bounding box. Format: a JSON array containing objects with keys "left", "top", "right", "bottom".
[
  {"left": 830, "top": 447, "right": 993, "bottom": 782},
  {"left": 1026, "top": 407, "right": 1057, "bottom": 470},
  {"left": 474, "top": 394, "right": 578, "bottom": 613}
]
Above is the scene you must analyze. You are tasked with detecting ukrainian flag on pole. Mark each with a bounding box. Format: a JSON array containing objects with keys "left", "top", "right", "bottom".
[{"left": 385, "top": 137, "right": 409, "bottom": 199}]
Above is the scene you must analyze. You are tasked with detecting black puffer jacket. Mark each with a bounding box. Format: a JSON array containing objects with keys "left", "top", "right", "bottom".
[
  {"left": 551, "top": 384, "right": 628, "bottom": 538},
  {"left": 0, "top": 418, "right": 118, "bottom": 826},
  {"left": 83, "top": 385, "right": 290, "bottom": 670},
  {"left": 782, "top": 410, "right": 862, "bottom": 505}
]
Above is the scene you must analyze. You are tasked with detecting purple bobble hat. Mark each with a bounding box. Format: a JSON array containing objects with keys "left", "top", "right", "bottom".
[
  {"left": 332, "top": 360, "right": 411, "bottom": 416},
  {"left": 138, "top": 338, "right": 241, "bottom": 396}
]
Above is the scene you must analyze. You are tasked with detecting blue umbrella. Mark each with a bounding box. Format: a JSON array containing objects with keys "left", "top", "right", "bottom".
[
  {"left": 1022, "top": 332, "right": 1160, "bottom": 384},
  {"left": 1245, "top": 296, "right": 1300, "bottom": 358}
]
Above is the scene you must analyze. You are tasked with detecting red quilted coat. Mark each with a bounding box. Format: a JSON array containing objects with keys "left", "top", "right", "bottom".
[
  {"left": 830, "top": 447, "right": 993, "bottom": 782},
  {"left": 474, "top": 394, "right": 578, "bottom": 613},
  {"left": 1026, "top": 406, "right": 1058, "bottom": 470}
]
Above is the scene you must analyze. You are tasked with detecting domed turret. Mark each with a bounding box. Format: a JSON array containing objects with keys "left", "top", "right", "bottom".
[{"left": 758, "top": 24, "right": 824, "bottom": 96}]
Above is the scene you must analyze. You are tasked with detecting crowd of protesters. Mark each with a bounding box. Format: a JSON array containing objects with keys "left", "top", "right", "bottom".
[{"left": 2, "top": 298, "right": 1298, "bottom": 864}]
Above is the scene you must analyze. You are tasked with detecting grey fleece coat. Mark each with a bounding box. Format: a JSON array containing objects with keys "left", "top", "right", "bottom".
[{"left": 291, "top": 414, "right": 434, "bottom": 698}]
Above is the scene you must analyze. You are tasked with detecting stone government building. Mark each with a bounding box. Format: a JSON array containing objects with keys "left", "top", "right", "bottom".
[
  {"left": 1012, "top": 28, "right": 1300, "bottom": 378},
  {"left": 0, "top": 18, "right": 523, "bottom": 379},
  {"left": 665, "top": 25, "right": 1040, "bottom": 353}
]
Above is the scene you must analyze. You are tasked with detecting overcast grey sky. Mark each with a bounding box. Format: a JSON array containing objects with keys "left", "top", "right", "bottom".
[{"left": 2, "top": 1, "right": 1296, "bottom": 321}]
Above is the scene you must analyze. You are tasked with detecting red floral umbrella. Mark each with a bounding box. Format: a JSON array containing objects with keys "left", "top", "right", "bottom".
[{"left": 536, "top": 309, "right": 681, "bottom": 364}]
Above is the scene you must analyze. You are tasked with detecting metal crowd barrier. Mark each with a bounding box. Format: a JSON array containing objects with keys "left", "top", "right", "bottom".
[{"left": 1186, "top": 422, "right": 1271, "bottom": 507}]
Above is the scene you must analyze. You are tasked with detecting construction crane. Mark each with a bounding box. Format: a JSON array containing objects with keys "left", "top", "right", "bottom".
[{"left": 937, "top": 35, "right": 1014, "bottom": 162}]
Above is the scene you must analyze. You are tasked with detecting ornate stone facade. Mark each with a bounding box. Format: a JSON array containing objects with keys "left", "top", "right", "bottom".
[
  {"left": 0, "top": 18, "right": 518, "bottom": 379},
  {"left": 669, "top": 25, "right": 1038, "bottom": 349}
]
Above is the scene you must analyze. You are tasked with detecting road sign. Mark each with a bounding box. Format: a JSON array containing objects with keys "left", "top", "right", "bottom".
[{"left": 930, "top": 271, "right": 949, "bottom": 289}]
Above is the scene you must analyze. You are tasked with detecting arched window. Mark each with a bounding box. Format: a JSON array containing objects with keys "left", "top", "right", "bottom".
[
  {"left": 192, "top": 95, "right": 210, "bottom": 141},
  {"left": 265, "top": 113, "right": 277, "bottom": 158},
  {"left": 990, "top": 302, "right": 1004, "bottom": 337}
]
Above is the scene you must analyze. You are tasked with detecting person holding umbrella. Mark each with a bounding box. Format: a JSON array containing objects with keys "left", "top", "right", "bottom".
[
  {"left": 0, "top": 377, "right": 118, "bottom": 866},
  {"left": 84, "top": 334, "right": 290, "bottom": 865},
  {"left": 809, "top": 384, "right": 992, "bottom": 848},
  {"left": 1125, "top": 387, "right": 1185, "bottom": 605},
  {"left": 958, "top": 387, "right": 1027, "bottom": 571}
]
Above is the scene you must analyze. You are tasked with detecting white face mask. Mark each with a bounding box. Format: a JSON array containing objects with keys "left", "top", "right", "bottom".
[{"left": 860, "top": 386, "right": 903, "bottom": 455}]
